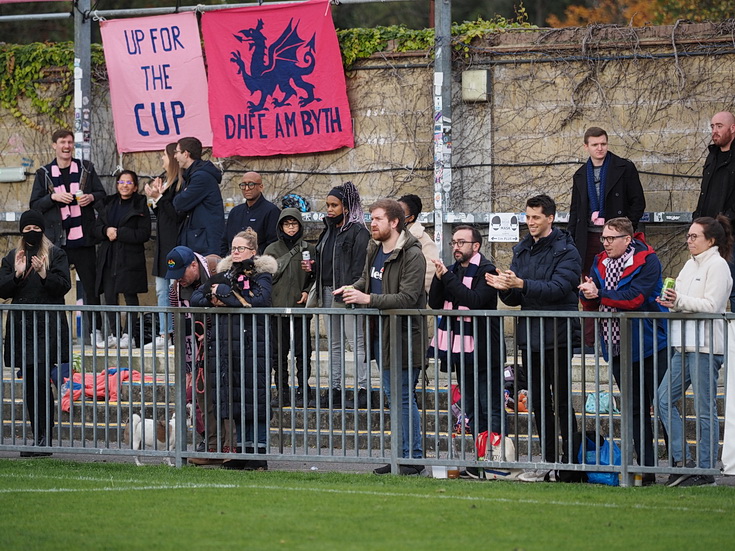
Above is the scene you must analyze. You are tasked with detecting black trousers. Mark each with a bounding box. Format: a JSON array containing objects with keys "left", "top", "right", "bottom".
[
  {"left": 23, "top": 363, "right": 55, "bottom": 444},
  {"left": 102, "top": 274, "right": 140, "bottom": 338},
  {"left": 271, "top": 315, "right": 313, "bottom": 391},
  {"left": 611, "top": 347, "right": 668, "bottom": 467},
  {"left": 522, "top": 347, "right": 578, "bottom": 463},
  {"left": 65, "top": 245, "right": 102, "bottom": 332}
]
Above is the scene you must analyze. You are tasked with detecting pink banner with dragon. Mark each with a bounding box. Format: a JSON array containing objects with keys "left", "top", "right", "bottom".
[
  {"left": 101, "top": 12, "right": 212, "bottom": 153},
  {"left": 201, "top": 0, "right": 354, "bottom": 157}
]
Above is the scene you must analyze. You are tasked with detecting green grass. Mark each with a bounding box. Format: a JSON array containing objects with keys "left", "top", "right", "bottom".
[{"left": 1, "top": 459, "right": 733, "bottom": 550}]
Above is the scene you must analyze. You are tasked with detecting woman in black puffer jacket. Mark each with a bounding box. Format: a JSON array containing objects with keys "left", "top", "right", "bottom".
[{"left": 191, "top": 228, "right": 276, "bottom": 470}]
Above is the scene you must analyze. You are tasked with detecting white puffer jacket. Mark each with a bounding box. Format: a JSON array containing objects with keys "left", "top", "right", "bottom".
[{"left": 671, "top": 245, "right": 733, "bottom": 353}]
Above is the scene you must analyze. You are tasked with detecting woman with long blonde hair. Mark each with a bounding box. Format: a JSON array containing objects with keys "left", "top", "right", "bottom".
[
  {"left": 144, "top": 142, "right": 181, "bottom": 347},
  {"left": 0, "top": 210, "right": 72, "bottom": 456}
]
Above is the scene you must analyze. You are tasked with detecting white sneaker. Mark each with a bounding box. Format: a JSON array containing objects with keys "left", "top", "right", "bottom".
[
  {"left": 106, "top": 335, "right": 117, "bottom": 348},
  {"left": 144, "top": 336, "right": 168, "bottom": 350},
  {"left": 91, "top": 330, "right": 105, "bottom": 347},
  {"left": 117, "top": 333, "right": 130, "bottom": 348},
  {"left": 517, "top": 469, "right": 552, "bottom": 483}
]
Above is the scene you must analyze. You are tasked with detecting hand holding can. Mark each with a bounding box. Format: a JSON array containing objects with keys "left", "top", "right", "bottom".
[{"left": 301, "top": 251, "right": 312, "bottom": 272}]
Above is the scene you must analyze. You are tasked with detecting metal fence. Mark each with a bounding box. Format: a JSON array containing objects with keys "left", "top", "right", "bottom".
[{"left": 0, "top": 304, "right": 730, "bottom": 486}]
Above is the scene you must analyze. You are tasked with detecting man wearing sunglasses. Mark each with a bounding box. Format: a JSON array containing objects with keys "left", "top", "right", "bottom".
[{"left": 222, "top": 171, "right": 279, "bottom": 256}]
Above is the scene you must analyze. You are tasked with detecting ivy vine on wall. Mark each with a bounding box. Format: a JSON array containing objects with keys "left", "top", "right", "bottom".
[{"left": 0, "top": 15, "right": 532, "bottom": 130}]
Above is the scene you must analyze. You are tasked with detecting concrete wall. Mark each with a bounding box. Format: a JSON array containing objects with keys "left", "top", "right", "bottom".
[{"left": 1, "top": 22, "right": 733, "bottom": 305}]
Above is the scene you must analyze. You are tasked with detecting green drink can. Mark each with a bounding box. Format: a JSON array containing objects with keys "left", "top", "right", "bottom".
[{"left": 661, "top": 277, "right": 675, "bottom": 299}]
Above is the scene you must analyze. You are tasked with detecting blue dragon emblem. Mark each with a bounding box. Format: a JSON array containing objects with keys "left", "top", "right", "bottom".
[{"left": 230, "top": 19, "right": 321, "bottom": 113}]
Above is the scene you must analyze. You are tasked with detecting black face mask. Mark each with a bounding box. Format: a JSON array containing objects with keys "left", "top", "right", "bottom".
[
  {"left": 23, "top": 230, "right": 43, "bottom": 248},
  {"left": 329, "top": 213, "right": 344, "bottom": 225}
]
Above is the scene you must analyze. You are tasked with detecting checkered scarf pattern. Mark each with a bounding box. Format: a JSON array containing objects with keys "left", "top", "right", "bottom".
[{"left": 600, "top": 244, "right": 634, "bottom": 356}]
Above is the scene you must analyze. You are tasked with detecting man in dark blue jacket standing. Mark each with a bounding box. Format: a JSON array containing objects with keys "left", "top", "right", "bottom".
[
  {"left": 173, "top": 137, "right": 224, "bottom": 256},
  {"left": 487, "top": 194, "right": 581, "bottom": 482}
]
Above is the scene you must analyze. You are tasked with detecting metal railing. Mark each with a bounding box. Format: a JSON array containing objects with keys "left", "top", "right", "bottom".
[{"left": 0, "top": 304, "right": 730, "bottom": 486}]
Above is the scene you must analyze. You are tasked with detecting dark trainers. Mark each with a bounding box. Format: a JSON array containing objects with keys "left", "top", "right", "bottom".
[
  {"left": 373, "top": 464, "right": 424, "bottom": 475},
  {"left": 321, "top": 388, "right": 342, "bottom": 408},
  {"left": 357, "top": 388, "right": 368, "bottom": 409},
  {"left": 642, "top": 473, "right": 656, "bottom": 486},
  {"left": 373, "top": 464, "right": 392, "bottom": 475},
  {"left": 677, "top": 474, "right": 715, "bottom": 487},
  {"left": 667, "top": 460, "right": 696, "bottom": 487},
  {"left": 460, "top": 467, "right": 484, "bottom": 480}
]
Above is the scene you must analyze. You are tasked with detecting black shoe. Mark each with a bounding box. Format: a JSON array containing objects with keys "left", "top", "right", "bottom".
[
  {"left": 460, "top": 467, "right": 483, "bottom": 480},
  {"left": 294, "top": 388, "right": 305, "bottom": 407},
  {"left": 373, "top": 463, "right": 424, "bottom": 476},
  {"left": 667, "top": 460, "right": 695, "bottom": 487},
  {"left": 373, "top": 464, "right": 392, "bottom": 475},
  {"left": 321, "top": 387, "right": 342, "bottom": 408},
  {"left": 195, "top": 440, "right": 206, "bottom": 453},
  {"left": 642, "top": 473, "right": 656, "bottom": 486},
  {"left": 274, "top": 388, "right": 290, "bottom": 407},
  {"left": 677, "top": 474, "right": 716, "bottom": 487},
  {"left": 399, "top": 465, "right": 424, "bottom": 476},
  {"left": 357, "top": 388, "right": 368, "bottom": 409},
  {"left": 343, "top": 390, "right": 355, "bottom": 409}
]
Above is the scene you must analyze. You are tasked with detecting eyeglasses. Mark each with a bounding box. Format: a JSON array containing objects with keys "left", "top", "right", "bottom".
[
  {"left": 282, "top": 220, "right": 299, "bottom": 228},
  {"left": 449, "top": 240, "right": 476, "bottom": 248},
  {"left": 117, "top": 180, "right": 135, "bottom": 185},
  {"left": 686, "top": 234, "right": 701, "bottom": 241},
  {"left": 239, "top": 182, "right": 259, "bottom": 189},
  {"left": 174, "top": 149, "right": 182, "bottom": 154},
  {"left": 231, "top": 246, "right": 255, "bottom": 253},
  {"left": 599, "top": 235, "right": 628, "bottom": 244}
]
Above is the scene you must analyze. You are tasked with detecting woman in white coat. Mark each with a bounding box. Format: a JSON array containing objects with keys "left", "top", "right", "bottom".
[{"left": 658, "top": 215, "right": 733, "bottom": 487}]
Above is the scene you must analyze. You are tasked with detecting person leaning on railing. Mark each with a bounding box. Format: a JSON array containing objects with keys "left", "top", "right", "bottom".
[
  {"left": 578, "top": 216, "right": 668, "bottom": 486},
  {"left": 657, "top": 215, "right": 734, "bottom": 487},
  {"left": 0, "top": 210, "right": 72, "bottom": 456}
]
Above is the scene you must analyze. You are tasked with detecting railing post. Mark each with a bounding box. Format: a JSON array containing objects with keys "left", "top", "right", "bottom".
[
  {"left": 389, "top": 313, "right": 402, "bottom": 473},
  {"left": 173, "top": 309, "right": 187, "bottom": 467},
  {"left": 619, "top": 313, "right": 633, "bottom": 487}
]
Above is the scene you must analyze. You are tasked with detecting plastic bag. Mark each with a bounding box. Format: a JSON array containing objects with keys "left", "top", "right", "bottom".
[
  {"left": 579, "top": 435, "right": 621, "bottom": 486},
  {"left": 585, "top": 391, "right": 619, "bottom": 414}
]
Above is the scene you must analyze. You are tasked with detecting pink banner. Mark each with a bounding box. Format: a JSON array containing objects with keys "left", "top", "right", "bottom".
[
  {"left": 100, "top": 12, "right": 212, "bottom": 153},
  {"left": 201, "top": 0, "right": 354, "bottom": 157}
]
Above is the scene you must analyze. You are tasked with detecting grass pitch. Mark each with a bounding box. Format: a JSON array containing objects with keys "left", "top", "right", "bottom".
[{"left": 1, "top": 459, "right": 732, "bottom": 550}]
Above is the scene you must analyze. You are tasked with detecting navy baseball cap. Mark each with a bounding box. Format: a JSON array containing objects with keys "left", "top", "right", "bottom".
[{"left": 165, "top": 246, "right": 196, "bottom": 279}]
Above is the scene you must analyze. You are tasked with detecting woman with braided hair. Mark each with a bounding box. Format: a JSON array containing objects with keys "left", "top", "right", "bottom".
[{"left": 312, "top": 182, "right": 370, "bottom": 409}]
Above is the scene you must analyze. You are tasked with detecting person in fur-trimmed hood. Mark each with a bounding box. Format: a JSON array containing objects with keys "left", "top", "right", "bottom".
[{"left": 191, "top": 228, "right": 277, "bottom": 471}]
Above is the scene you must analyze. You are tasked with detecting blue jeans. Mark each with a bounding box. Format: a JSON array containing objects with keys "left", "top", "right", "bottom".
[
  {"left": 155, "top": 277, "right": 173, "bottom": 336},
  {"left": 382, "top": 368, "right": 423, "bottom": 459},
  {"left": 658, "top": 351, "right": 723, "bottom": 469}
]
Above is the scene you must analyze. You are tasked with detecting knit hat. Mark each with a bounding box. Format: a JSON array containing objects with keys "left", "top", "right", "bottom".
[
  {"left": 19, "top": 210, "right": 45, "bottom": 233},
  {"left": 328, "top": 186, "right": 344, "bottom": 203}
]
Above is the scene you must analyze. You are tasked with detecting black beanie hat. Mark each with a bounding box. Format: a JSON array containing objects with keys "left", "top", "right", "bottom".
[{"left": 19, "top": 210, "right": 45, "bottom": 233}]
